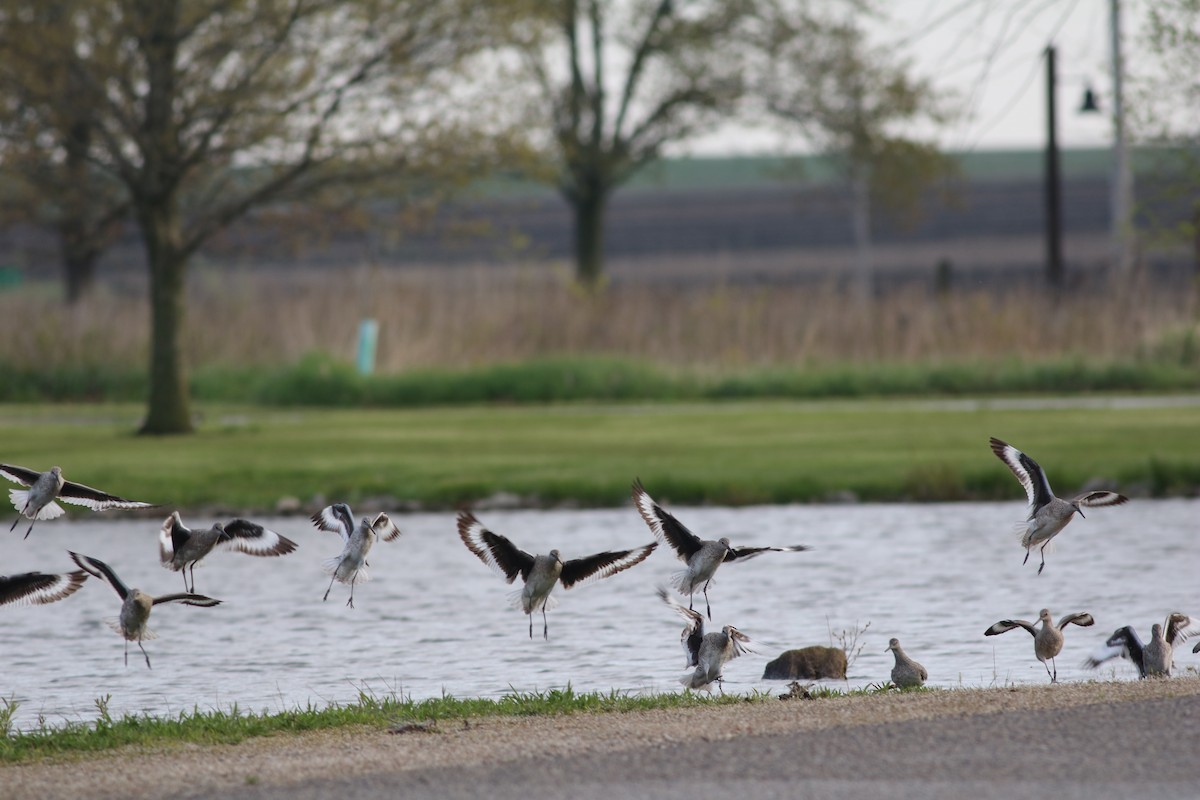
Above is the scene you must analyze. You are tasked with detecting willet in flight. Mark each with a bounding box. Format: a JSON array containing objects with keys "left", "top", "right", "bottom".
[
  {"left": 1083, "top": 613, "right": 1195, "bottom": 678},
  {"left": 632, "top": 478, "right": 809, "bottom": 619},
  {"left": 989, "top": 437, "right": 1128, "bottom": 574},
  {"left": 985, "top": 607, "right": 1094, "bottom": 683},
  {"left": 158, "top": 511, "right": 299, "bottom": 593},
  {"left": 657, "top": 586, "right": 752, "bottom": 692},
  {"left": 312, "top": 503, "right": 401, "bottom": 608},
  {"left": 69, "top": 551, "right": 221, "bottom": 668},
  {"left": 886, "top": 637, "right": 927, "bottom": 688},
  {"left": 2, "top": 464, "right": 155, "bottom": 539},
  {"left": 458, "top": 509, "right": 656, "bottom": 639},
  {"left": 0, "top": 568, "right": 87, "bottom": 607}
]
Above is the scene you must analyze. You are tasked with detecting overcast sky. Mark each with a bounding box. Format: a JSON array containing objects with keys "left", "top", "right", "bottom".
[{"left": 677, "top": 0, "right": 1140, "bottom": 156}]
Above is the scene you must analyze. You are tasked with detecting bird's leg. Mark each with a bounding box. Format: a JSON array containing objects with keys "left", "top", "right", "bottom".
[
  {"left": 323, "top": 573, "right": 337, "bottom": 602},
  {"left": 346, "top": 583, "right": 355, "bottom": 609},
  {"left": 180, "top": 570, "right": 189, "bottom": 593},
  {"left": 1022, "top": 549, "right": 1030, "bottom": 566},
  {"left": 543, "top": 607, "right": 549, "bottom": 640},
  {"left": 8, "top": 515, "right": 17, "bottom": 532},
  {"left": 1037, "top": 545, "right": 1048, "bottom": 575},
  {"left": 124, "top": 640, "right": 129, "bottom": 667},
  {"left": 1050, "top": 658, "right": 1057, "bottom": 683},
  {"left": 703, "top": 581, "right": 713, "bottom": 621},
  {"left": 139, "top": 640, "right": 152, "bottom": 670},
  {"left": 528, "top": 613, "right": 533, "bottom": 639},
  {"left": 23, "top": 520, "right": 34, "bottom": 539}
]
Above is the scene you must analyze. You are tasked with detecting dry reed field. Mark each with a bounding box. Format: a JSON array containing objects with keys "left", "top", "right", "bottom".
[{"left": 4, "top": 264, "right": 1199, "bottom": 373}]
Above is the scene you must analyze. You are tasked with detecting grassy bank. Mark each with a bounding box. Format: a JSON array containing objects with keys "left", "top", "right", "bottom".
[
  {"left": 1, "top": 399, "right": 1198, "bottom": 511},
  {"left": 0, "top": 688, "right": 757, "bottom": 764}
]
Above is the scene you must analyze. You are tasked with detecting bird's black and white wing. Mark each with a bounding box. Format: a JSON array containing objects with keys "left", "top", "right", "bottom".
[
  {"left": 367, "top": 512, "right": 402, "bottom": 543},
  {"left": 0, "top": 464, "right": 41, "bottom": 487},
  {"left": 311, "top": 503, "right": 355, "bottom": 545},
  {"left": 1082, "top": 626, "right": 1144, "bottom": 673},
  {"left": 657, "top": 586, "right": 703, "bottom": 667},
  {"left": 1056, "top": 612, "right": 1095, "bottom": 630},
  {"left": 724, "top": 543, "right": 810, "bottom": 562},
  {"left": 457, "top": 510, "right": 535, "bottom": 584},
  {"left": 726, "top": 625, "right": 754, "bottom": 658},
  {"left": 151, "top": 593, "right": 222, "bottom": 608},
  {"left": 559, "top": 542, "right": 657, "bottom": 589},
  {"left": 57, "top": 478, "right": 155, "bottom": 511},
  {"left": 69, "top": 551, "right": 130, "bottom": 600},
  {"left": 984, "top": 618, "right": 1037, "bottom": 637},
  {"left": 0, "top": 570, "right": 87, "bottom": 607},
  {"left": 632, "top": 479, "right": 703, "bottom": 561},
  {"left": 219, "top": 519, "right": 299, "bottom": 557},
  {"left": 158, "top": 512, "right": 190, "bottom": 565},
  {"left": 1072, "top": 491, "right": 1129, "bottom": 509},
  {"left": 990, "top": 437, "right": 1054, "bottom": 513},
  {"left": 1164, "top": 612, "right": 1195, "bottom": 645}
]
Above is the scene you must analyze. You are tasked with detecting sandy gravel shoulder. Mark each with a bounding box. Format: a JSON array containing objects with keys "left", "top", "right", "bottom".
[{"left": 5, "top": 678, "right": 1199, "bottom": 800}]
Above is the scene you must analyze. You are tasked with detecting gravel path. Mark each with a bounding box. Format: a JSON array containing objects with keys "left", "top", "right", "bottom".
[{"left": 4, "top": 678, "right": 1198, "bottom": 800}]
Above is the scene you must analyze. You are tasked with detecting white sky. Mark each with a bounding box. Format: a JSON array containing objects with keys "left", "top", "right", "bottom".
[{"left": 678, "top": 0, "right": 1138, "bottom": 156}]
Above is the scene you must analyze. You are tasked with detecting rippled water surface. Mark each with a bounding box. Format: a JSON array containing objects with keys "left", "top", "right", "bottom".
[{"left": 3, "top": 499, "right": 1196, "bottom": 730}]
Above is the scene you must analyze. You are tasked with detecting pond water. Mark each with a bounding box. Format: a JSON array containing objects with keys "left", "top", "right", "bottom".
[{"left": 2, "top": 498, "right": 1196, "bottom": 731}]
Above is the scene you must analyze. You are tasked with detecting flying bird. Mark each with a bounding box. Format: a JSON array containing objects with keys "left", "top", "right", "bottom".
[
  {"left": 989, "top": 438, "right": 1128, "bottom": 574},
  {"left": 633, "top": 478, "right": 809, "bottom": 619},
  {"left": 1083, "top": 613, "right": 1195, "bottom": 678},
  {"left": 312, "top": 503, "right": 401, "bottom": 608},
  {"left": 985, "top": 607, "right": 1094, "bottom": 683},
  {"left": 158, "top": 511, "right": 299, "bottom": 593},
  {"left": 657, "top": 586, "right": 752, "bottom": 692},
  {"left": 2, "top": 463, "right": 155, "bottom": 539},
  {"left": 69, "top": 551, "right": 220, "bottom": 669},
  {"left": 458, "top": 509, "right": 656, "bottom": 639},
  {"left": 0, "top": 569, "right": 87, "bottom": 607}
]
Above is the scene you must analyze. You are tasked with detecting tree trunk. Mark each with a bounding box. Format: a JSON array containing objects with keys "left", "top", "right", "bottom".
[
  {"left": 570, "top": 182, "right": 607, "bottom": 290},
  {"left": 851, "top": 171, "right": 874, "bottom": 303},
  {"left": 62, "top": 246, "right": 97, "bottom": 305},
  {"left": 138, "top": 201, "right": 192, "bottom": 435}
]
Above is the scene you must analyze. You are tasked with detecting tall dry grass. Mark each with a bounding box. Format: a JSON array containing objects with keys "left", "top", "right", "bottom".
[{"left": 3, "top": 264, "right": 1199, "bottom": 372}]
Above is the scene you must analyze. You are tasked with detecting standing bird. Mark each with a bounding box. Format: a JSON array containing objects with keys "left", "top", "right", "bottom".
[
  {"left": 886, "top": 637, "right": 928, "bottom": 688},
  {"left": 989, "top": 438, "right": 1128, "bottom": 574},
  {"left": 632, "top": 479, "right": 809, "bottom": 619},
  {"left": 985, "top": 607, "right": 1094, "bottom": 683},
  {"left": 0, "top": 569, "right": 87, "bottom": 607},
  {"left": 311, "top": 503, "right": 401, "bottom": 608},
  {"left": 68, "top": 551, "right": 220, "bottom": 669},
  {"left": 158, "top": 511, "right": 298, "bottom": 593},
  {"left": 657, "top": 586, "right": 752, "bottom": 692},
  {"left": 1083, "top": 613, "right": 1194, "bottom": 678},
  {"left": 2, "top": 464, "right": 155, "bottom": 539},
  {"left": 458, "top": 510, "right": 656, "bottom": 640}
]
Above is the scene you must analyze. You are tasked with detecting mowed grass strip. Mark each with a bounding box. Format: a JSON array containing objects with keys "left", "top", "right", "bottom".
[
  {"left": 1, "top": 400, "right": 1198, "bottom": 511},
  {"left": 0, "top": 688, "right": 753, "bottom": 763}
]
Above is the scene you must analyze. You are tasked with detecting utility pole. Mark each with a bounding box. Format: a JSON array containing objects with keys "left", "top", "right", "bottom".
[
  {"left": 1110, "top": 0, "right": 1134, "bottom": 277},
  {"left": 1045, "top": 45, "right": 1064, "bottom": 292}
]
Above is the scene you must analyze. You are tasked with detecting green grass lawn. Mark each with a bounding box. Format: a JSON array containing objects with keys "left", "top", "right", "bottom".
[{"left": 1, "top": 399, "right": 1198, "bottom": 511}]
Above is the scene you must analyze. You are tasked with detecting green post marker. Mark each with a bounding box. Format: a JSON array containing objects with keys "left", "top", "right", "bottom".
[{"left": 356, "top": 319, "right": 378, "bottom": 375}]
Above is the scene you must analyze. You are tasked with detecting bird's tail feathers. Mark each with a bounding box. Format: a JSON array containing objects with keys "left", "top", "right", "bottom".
[
  {"left": 508, "top": 588, "right": 558, "bottom": 614},
  {"left": 669, "top": 569, "right": 705, "bottom": 595},
  {"left": 323, "top": 556, "right": 369, "bottom": 584},
  {"left": 105, "top": 618, "right": 158, "bottom": 641},
  {"left": 9, "top": 489, "right": 65, "bottom": 520}
]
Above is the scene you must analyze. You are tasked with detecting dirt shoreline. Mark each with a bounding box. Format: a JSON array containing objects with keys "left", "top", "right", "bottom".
[{"left": 4, "top": 678, "right": 1198, "bottom": 800}]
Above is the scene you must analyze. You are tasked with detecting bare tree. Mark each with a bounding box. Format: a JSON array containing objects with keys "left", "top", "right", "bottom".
[
  {"left": 757, "top": 12, "right": 952, "bottom": 300},
  {"left": 0, "top": 0, "right": 505, "bottom": 433},
  {"left": 507, "top": 0, "right": 781, "bottom": 289},
  {"left": 0, "top": 3, "right": 129, "bottom": 303}
]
